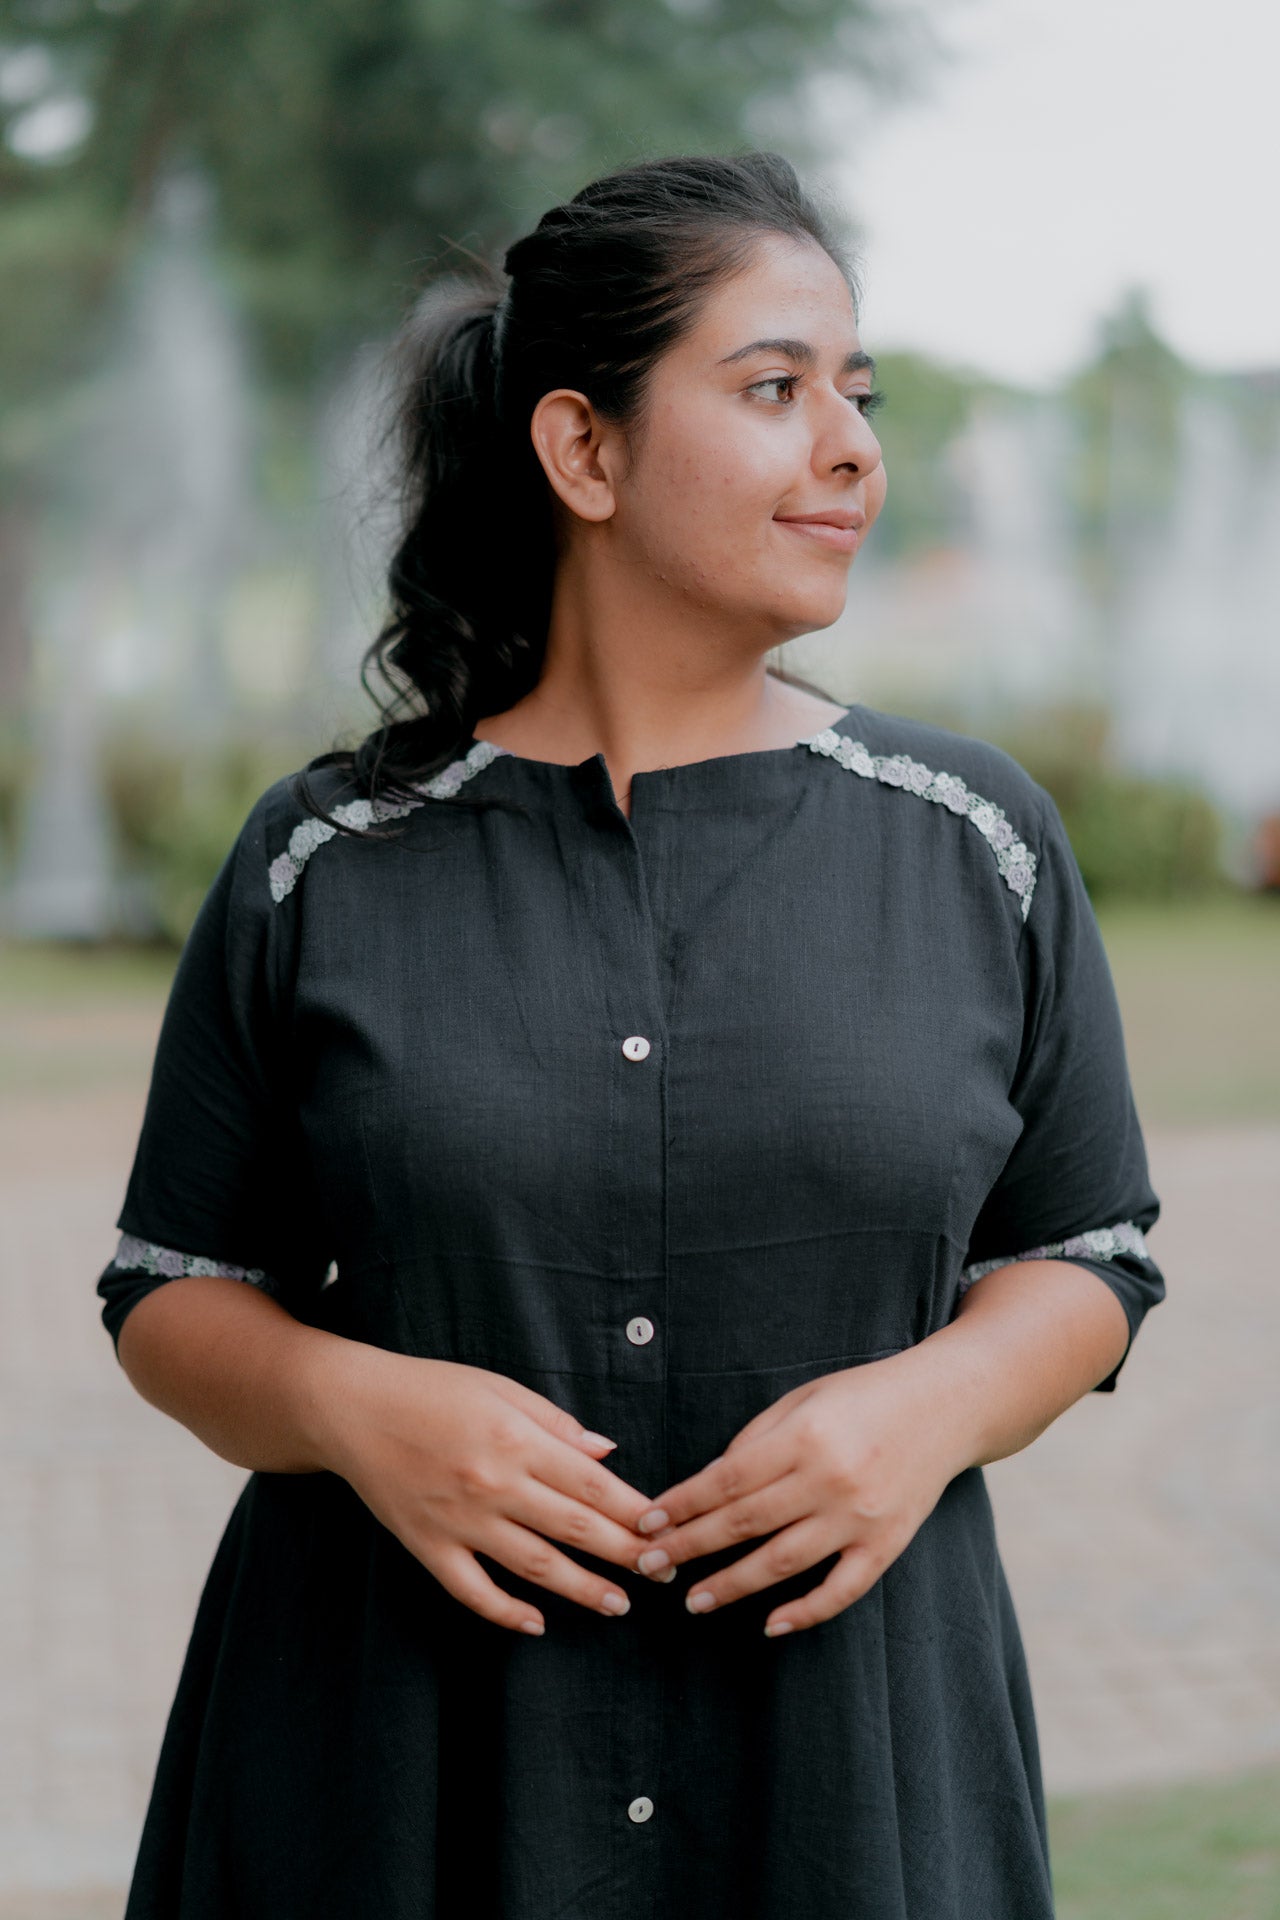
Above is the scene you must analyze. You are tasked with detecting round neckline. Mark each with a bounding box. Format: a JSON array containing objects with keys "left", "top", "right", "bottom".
[{"left": 464, "top": 704, "right": 857, "bottom": 777}]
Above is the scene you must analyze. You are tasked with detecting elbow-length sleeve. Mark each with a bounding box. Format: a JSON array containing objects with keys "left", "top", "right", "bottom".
[
  {"left": 957, "top": 782, "right": 1166, "bottom": 1392},
  {"left": 96, "top": 779, "right": 331, "bottom": 1357}
]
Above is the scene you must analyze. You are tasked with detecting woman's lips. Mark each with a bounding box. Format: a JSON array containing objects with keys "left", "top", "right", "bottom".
[{"left": 774, "top": 518, "right": 860, "bottom": 552}]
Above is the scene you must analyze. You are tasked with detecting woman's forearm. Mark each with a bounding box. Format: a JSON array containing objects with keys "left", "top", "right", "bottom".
[
  {"left": 881, "top": 1260, "right": 1133, "bottom": 1475},
  {"left": 116, "top": 1275, "right": 364, "bottom": 1475}
]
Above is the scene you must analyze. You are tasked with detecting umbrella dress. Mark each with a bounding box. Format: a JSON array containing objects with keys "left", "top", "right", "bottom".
[{"left": 97, "top": 698, "right": 1166, "bottom": 1920}]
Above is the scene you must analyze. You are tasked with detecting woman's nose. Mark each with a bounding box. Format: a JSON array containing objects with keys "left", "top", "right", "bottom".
[{"left": 824, "top": 391, "right": 882, "bottom": 479}]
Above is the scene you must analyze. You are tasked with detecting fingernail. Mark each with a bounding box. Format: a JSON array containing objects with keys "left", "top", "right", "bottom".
[
  {"left": 600, "top": 1590, "right": 630, "bottom": 1616},
  {"left": 582, "top": 1431, "right": 617, "bottom": 1450},
  {"left": 638, "top": 1548, "right": 670, "bottom": 1574},
  {"left": 655, "top": 1566, "right": 677, "bottom": 1583},
  {"left": 638, "top": 1508, "right": 669, "bottom": 1533},
  {"left": 764, "top": 1620, "right": 793, "bottom": 1637},
  {"left": 521, "top": 1620, "right": 545, "bottom": 1635},
  {"left": 686, "top": 1590, "right": 717, "bottom": 1613}
]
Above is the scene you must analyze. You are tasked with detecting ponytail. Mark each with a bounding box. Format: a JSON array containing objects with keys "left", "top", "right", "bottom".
[{"left": 296, "top": 275, "right": 554, "bottom": 830}]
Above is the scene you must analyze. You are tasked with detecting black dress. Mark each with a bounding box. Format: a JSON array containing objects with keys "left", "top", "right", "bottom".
[{"left": 98, "top": 699, "right": 1165, "bottom": 1919}]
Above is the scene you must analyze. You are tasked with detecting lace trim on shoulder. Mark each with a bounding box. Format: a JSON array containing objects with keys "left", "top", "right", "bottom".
[
  {"left": 801, "top": 728, "right": 1038, "bottom": 920},
  {"left": 268, "top": 738, "right": 512, "bottom": 903},
  {"left": 959, "top": 1219, "right": 1153, "bottom": 1291},
  {"left": 107, "top": 1231, "right": 280, "bottom": 1293}
]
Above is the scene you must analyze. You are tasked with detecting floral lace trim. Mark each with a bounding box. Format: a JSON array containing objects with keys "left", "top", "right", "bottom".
[
  {"left": 802, "top": 729, "right": 1038, "bottom": 920},
  {"left": 268, "top": 738, "right": 512, "bottom": 903},
  {"left": 108, "top": 1231, "right": 280, "bottom": 1292},
  {"left": 959, "top": 1219, "right": 1153, "bottom": 1291}
]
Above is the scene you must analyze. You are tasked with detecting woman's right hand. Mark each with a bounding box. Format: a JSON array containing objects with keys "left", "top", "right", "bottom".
[{"left": 305, "top": 1341, "right": 665, "bottom": 1636}]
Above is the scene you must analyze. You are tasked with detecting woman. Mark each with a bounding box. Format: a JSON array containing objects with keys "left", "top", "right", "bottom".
[{"left": 99, "top": 150, "right": 1164, "bottom": 1918}]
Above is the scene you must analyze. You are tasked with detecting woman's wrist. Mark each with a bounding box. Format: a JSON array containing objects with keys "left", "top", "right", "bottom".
[
  {"left": 866, "top": 1334, "right": 993, "bottom": 1482},
  {"left": 286, "top": 1325, "right": 389, "bottom": 1477}
]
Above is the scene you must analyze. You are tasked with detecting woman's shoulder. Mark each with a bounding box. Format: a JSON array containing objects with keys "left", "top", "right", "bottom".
[
  {"left": 807, "top": 702, "right": 1053, "bottom": 923},
  {"left": 814, "top": 700, "right": 1049, "bottom": 827},
  {"left": 215, "top": 760, "right": 374, "bottom": 912}
]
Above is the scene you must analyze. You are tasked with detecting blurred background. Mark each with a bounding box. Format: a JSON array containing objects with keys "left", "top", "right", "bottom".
[{"left": 0, "top": 0, "right": 1276, "bottom": 1913}]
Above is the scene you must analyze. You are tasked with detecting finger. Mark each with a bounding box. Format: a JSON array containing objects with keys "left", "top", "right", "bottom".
[
  {"left": 761, "top": 1542, "right": 883, "bottom": 1638},
  {"left": 427, "top": 1544, "right": 548, "bottom": 1637},
  {"left": 487, "top": 1517, "right": 636, "bottom": 1619},
  {"left": 680, "top": 1517, "right": 837, "bottom": 1615},
  {"left": 526, "top": 1430, "right": 661, "bottom": 1535},
  {"left": 629, "top": 1470, "right": 806, "bottom": 1576},
  {"left": 638, "top": 1431, "right": 795, "bottom": 1533},
  {"left": 481, "top": 1376, "right": 621, "bottom": 1458},
  {"left": 514, "top": 1478, "right": 677, "bottom": 1578}
]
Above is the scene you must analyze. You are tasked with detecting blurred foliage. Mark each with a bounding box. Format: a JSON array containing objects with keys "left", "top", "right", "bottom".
[
  {"left": 1062, "top": 289, "right": 1190, "bottom": 603},
  {"left": 0, "top": 710, "right": 37, "bottom": 867},
  {"left": 983, "top": 703, "right": 1227, "bottom": 903},
  {"left": 99, "top": 723, "right": 314, "bottom": 943},
  {"left": 0, "top": 0, "right": 941, "bottom": 444}
]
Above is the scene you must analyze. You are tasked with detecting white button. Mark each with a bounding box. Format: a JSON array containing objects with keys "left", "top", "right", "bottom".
[
  {"left": 628, "top": 1795, "right": 654, "bottom": 1823},
  {"left": 621, "top": 1035, "right": 651, "bottom": 1061},
  {"left": 322, "top": 1260, "right": 339, "bottom": 1289},
  {"left": 626, "top": 1316, "right": 655, "bottom": 1346}
]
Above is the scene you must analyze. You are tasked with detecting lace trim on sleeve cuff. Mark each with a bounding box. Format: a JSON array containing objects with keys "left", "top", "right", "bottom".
[
  {"left": 959, "top": 1219, "right": 1153, "bottom": 1292},
  {"left": 107, "top": 1231, "right": 281, "bottom": 1293}
]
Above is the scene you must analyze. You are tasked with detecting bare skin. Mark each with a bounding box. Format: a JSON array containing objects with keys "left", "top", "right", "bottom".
[
  {"left": 117, "top": 1278, "right": 667, "bottom": 1635},
  {"left": 117, "top": 230, "right": 1131, "bottom": 1639}
]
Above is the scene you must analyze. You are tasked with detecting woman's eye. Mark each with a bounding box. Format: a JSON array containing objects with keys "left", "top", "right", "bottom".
[
  {"left": 749, "top": 375, "right": 797, "bottom": 403},
  {"left": 748, "top": 377, "right": 887, "bottom": 417}
]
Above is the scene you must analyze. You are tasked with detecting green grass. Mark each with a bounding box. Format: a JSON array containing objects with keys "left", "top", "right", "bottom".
[
  {"left": 1048, "top": 1762, "right": 1280, "bottom": 1918},
  {"left": 0, "top": 938, "right": 178, "bottom": 1097},
  {"left": 1096, "top": 893, "right": 1280, "bottom": 1125},
  {"left": 0, "top": 937, "right": 178, "bottom": 1004}
]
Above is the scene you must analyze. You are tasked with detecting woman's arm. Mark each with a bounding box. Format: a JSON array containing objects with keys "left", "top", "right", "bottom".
[
  {"left": 114, "top": 1276, "right": 667, "bottom": 1635},
  {"left": 116, "top": 1274, "right": 361, "bottom": 1474},
  {"left": 875, "top": 1258, "right": 1134, "bottom": 1473}
]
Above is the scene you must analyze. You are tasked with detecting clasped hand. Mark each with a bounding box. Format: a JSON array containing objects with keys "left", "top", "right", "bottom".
[
  {"left": 323, "top": 1343, "right": 971, "bottom": 1641},
  {"left": 631, "top": 1355, "right": 971, "bottom": 1637}
]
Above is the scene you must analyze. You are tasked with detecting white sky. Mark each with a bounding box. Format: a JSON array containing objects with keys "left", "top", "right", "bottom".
[{"left": 815, "top": 0, "right": 1280, "bottom": 388}]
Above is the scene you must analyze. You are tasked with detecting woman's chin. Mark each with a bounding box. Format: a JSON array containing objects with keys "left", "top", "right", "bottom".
[{"left": 769, "top": 579, "right": 850, "bottom": 637}]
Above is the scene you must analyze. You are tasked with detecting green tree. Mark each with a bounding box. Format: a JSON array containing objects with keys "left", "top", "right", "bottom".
[
  {"left": 1063, "top": 286, "right": 1190, "bottom": 603},
  {"left": 0, "top": 0, "right": 949, "bottom": 730},
  {"left": 0, "top": 0, "right": 945, "bottom": 407}
]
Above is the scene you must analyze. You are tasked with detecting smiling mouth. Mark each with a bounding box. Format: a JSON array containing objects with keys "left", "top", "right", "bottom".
[{"left": 774, "top": 519, "right": 860, "bottom": 552}]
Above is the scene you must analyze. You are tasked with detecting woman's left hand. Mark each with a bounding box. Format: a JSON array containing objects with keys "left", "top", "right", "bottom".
[{"left": 631, "top": 1353, "right": 976, "bottom": 1636}]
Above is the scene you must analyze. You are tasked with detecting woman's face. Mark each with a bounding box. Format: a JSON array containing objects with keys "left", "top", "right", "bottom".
[{"left": 594, "top": 231, "right": 887, "bottom": 643}]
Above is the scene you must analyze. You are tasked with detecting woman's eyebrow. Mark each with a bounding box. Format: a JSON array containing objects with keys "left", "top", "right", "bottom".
[{"left": 717, "top": 337, "right": 876, "bottom": 377}]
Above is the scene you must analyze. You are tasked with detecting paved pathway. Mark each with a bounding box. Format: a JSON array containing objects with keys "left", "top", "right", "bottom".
[{"left": 1, "top": 1027, "right": 1277, "bottom": 1904}]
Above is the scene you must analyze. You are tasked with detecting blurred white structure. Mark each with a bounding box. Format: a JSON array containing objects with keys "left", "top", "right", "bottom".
[
  {"left": 1111, "top": 393, "right": 1280, "bottom": 817},
  {"left": 6, "top": 167, "right": 254, "bottom": 938}
]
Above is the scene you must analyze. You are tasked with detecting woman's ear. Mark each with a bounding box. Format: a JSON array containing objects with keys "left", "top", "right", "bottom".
[{"left": 528, "top": 389, "right": 621, "bottom": 525}]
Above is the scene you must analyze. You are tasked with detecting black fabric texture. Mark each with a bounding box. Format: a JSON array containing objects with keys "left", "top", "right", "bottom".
[{"left": 97, "top": 700, "right": 1165, "bottom": 1919}]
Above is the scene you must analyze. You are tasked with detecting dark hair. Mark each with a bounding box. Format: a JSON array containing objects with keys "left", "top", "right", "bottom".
[{"left": 295, "top": 149, "right": 860, "bottom": 834}]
